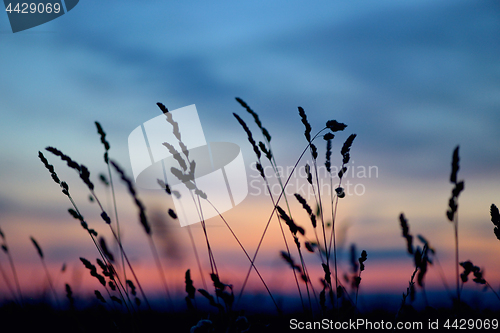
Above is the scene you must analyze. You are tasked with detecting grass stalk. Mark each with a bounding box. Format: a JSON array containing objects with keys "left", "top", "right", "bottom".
[
  {"left": 0, "top": 259, "right": 18, "bottom": 304},
  {"left": 147, "top": 235, "right": 174, "bottom": 309},
  {"left": 0, "top": 229, "right": 23, "bottom": 306},
  {"left": 30, "top": 237, "right": 61, "bottom": 309},
  {"left": 41, "top": 149, "right": 150, "bottom": 310},
  {"left": 186, "top": 224, "right": 208, "bottom": 290},
  {"left": 205, "top": 199, "right": 280, "bottom": 312},
  {"left": 237, "top": 128, "right": 329, "bottom": 301},
  {"left": 454, "top": 215, "right": 460, "bottom": 304},
  {"left": 95, "top": 122, "right": 128, "bottom": 294}
]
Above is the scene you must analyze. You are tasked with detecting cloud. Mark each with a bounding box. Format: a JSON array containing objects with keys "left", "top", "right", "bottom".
[{"left": 1, "top": 0, "right": 499, "bottom": 186}]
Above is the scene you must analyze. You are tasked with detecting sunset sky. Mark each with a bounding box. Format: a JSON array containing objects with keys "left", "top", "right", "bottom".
[{"left": 0, "top": 0, "right": 499, "bottom": 311}]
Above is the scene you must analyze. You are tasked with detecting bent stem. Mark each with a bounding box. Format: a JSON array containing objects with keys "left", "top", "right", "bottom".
[
  {"left": 235, "top": 166, "right": 304, "bottom": 312},
  {"left": 148, "top": 235, "right": 174, "bottom": 310},
  {"left": 86, "top": 183, "right": 151, "bottom": 310},
  {"left": 485, "top": 281, "right": 500, "bottom": 302},
  {"left": 237, "top": 128, "right": 328, "bottom": 304},
  {"left": 454, "top": 215, "right": 460, "bottom": 304},
  {"left": 0, "top": 232, "right": 23, "bottom": 306},
  {"left": 0, "top": 260, "right": 18, "bottom": 304},
  {"left": 30, "top": 237, "right": 61, "bottom": 309},
  {"left": 206, "top": 199, "right": 281, "bottom": 313}
]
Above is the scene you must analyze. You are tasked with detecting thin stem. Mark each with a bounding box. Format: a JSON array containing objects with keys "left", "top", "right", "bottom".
[
  {"left": 237, "top": 128, "right": 328, "bottom": 306},
  {"left": 186, "top": 224, "right": 207, "bottom": 290},
  {"left": 295, "top": 237, "right": 316, "bottom": 314},
  {"left": 108, "top": 226, "right": 151, "bottom": 310},
  {"left": 87, "top": 189, "right": 152, "bottom": 310},
  {"left": 3, "top": 238, "right": 23, "bottom": 306},
  {"left": 89, "top": 233, "right": 134, "bottom": 312},
  {"left": 236, "top": 164, "right": 304, "bottom": 312},
  {"left": 486, "top": 281, "right": 500, "bottom": 302},
  {"left": 40, "top": 258, "right": 60, "bottom": 309},
  {"left": 328, "top": 161, "right": 348, "bottom": 309},
  {"left": 329, "top": 176, "right": 339, "bottom": 309},
  {"left": 455, "top": 216, "right": 460, "bottom": 304},
  {"left": 206, "top": 199, "right": 281, "bottom": 313},
  {"left": 106, "top": 161, "right": 127, "bottom": 294},
  {"left": 186, "top": 180, "right": 219, "bottom": 281},
  {"left": 312, "top": 157, "right": 328, "bottom": 266},
  {"left": 395, "top": 265, "right": 419, "bottom": 322},
  {"left": 434, "top": 254, "right": 453, "bottom": 299},
  {"left": 6, "top": 255, "right": 23, "bottom": 306},
  {"left": 67, "top": 193, "right": 135, "bottom": 312},
  {"left": 148, "top": 235, "right": 174, "bottom": 310},
  {"left": 355, "top": 271, "right": 362, "bottom": 309},
  {"left": 0, "top": 260, "right": 18, "bottom": 304}
]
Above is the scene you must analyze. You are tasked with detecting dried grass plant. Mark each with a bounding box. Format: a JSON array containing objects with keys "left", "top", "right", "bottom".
[{"left": 0, "top": 98, "right": 498, "bottom": 333}]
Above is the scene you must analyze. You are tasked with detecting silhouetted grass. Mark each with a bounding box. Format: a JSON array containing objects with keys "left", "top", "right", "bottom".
[{"left": 0, "top": 99, "right": 499, "bottom": 332}]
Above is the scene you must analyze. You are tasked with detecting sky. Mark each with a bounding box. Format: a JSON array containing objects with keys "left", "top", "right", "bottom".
[{"left": 0, "top": 0, "right": 499, "bottom": 311}]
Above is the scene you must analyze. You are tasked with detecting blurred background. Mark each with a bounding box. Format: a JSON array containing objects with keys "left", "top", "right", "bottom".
[{"left": 0, "top": 0, "right": 499, "bottom": 312}]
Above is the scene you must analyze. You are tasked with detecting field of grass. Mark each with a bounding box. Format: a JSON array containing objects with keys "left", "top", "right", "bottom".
[{"left": 1, "top": 98, "right": 499, "bottom": 332}]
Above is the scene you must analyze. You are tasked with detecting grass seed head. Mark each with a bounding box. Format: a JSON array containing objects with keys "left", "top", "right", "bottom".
[
  {"left": 233, "top": 113, "right": 261, "bottom": 159},
  {"left": 111, "top": 296, "right": 122, "bottom": 304},
  {"left": 111, "top": 160, "right": 151, "bottom": 235},
  {"left": 185, "top": 269, "right": 196, "bottom": 299},
  {"left": 157, "top": 179, "right": 172, "bottom": 195},
  {"left": 341, "top": 134, "right": 357, "bottom": 165},
  {"left": 45, "top": 146, "right": 81, "bottom": 172},
  {"left": 322, "top": 263, "right": 332, "bottom": 285},
  {"left": 100, "top": 212, "right": 111, "bottom": 224},
  {"left": 99, "top": 174, "right": 109, "bottom": 186},
  {"left": 338, "top": 166, "right": 347, "bottom": 179},
  {"left": 350, "top": 244, "right": 359, "bottom": 273},
  {"left": 235, "top": 97, "right": 271, "bottom": 142},
  {"left": 30, "top": 237, "right": 43, "bottom": 259},
  {"left": 399, "top": 213, "right": 414, "bottom": 254},
  {"left": 277, "top": 206, "right": 304, "bottom": 236},
  {"left": 326, "top": 120, "right": 347, "bottom": 132},
  {"left": 94, "top": 290, "right": 106, "bottom": 303},
  {"left": 38, "top": 151, "right": 61, "bottom": 185},
  {"left": 294, "top": 193, "right": 316, "bottom": 228},
  {"left": 305, "top": 164, "right": 312, "bottom": 184},
  {"left": 304, "top": 241, "right": 315, "bottom": 253},
  {"left": 359, "top": 250, "right": 367, "bottom": 271},
  {"left": 310, "top": 143, "right": 318, "bottom": 160},
  {"left": 68, "top": 208, "right": 83, "bottom": 221},
  {"left": 335, "top": 187, "right": 345, "bottom": 198},
  {"left": 281, "top": 251, "right": 302, "bottom": 273},
  {"left": 325, "top": 137, "right": 332, "bottom": 173},
  {"left": 198, "top": 289, "right": 223, "bottom": 311},
  {"left": 258, "top": 141, "right": 272, "bottom": 161},
  {"left": 99, "top": 237, "right": 115, "bottom": 263},
  {"left": 491, "top": 204, "right": 500, "bottom": 240},
  {"left": 168, "top": 209, "right": 177, "bottom": 219},
  {"left": 65, "top": 283, "right": 74, "bottom": 306},
  {"left": 298, "top": 107, "right": 312, "bottom": 143},
  {"left": 450, "top": 146, "right": 460, "bottom": 184},
  {"left": 126, "top": 280, "right": 137, "bottom": 296},
  {"left": 162, "top": 142, "right": 187, "bottom": 171},
  {"left": 95, "top": 121, "right": 110, "bottom": 152},
  {"left": 255, "top": 162, "right": 265, "bottom": 179},
  {"left": 158, "top": 103, "right": 184, "bottom": 143}
]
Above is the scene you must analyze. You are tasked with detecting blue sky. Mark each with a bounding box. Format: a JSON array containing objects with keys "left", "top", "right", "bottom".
[
  {"left": 0, "top": 0, "right": 499, "bottom": 300},
  {"left": 1, "top": 0, "right": 499, "bottom": 177}
]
